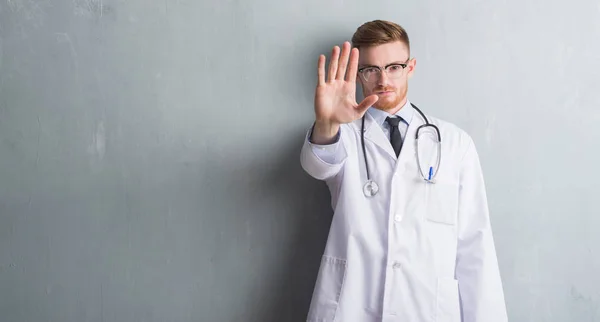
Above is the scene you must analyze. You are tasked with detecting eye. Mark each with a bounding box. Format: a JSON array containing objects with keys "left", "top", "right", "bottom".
[
  {"left": 387, "top": 64, "right": 403, "bottom": 71},
  {"left": 361, "top": 67, "right": 379, "bottom": 74}
]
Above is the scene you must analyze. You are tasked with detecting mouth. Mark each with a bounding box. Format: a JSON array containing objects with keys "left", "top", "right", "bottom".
[{"left": 376, "top": 91, "right": 395, "bottom": 96}]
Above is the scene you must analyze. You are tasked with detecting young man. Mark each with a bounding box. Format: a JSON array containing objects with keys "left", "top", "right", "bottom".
[{"left": 300, "top": 20, "right": 507, "bottom": 322}]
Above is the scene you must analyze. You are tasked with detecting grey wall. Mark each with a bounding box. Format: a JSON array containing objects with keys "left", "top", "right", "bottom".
[{"left": 1, "top": 0, "right": 599, "bottom": 321}]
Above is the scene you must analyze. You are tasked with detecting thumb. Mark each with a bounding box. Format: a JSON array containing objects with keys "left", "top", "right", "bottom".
[{"left": 356, "top": 95, "right": 379, "bottom": 116}]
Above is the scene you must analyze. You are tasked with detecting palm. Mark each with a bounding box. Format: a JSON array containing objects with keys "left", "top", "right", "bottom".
[
  {"left": 315, "top": 81, "right": 361, "bottom": 124},
  {"left": 314, "top": 42, "right": 378, "bottom": 125}
]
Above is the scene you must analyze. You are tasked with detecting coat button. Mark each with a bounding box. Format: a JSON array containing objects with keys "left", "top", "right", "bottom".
[
  {"left": 392, "top": 262, "right": 402, "bottom": 269},
  {"left": 394, "top": 214, "right": 402, "bottom": 222}
]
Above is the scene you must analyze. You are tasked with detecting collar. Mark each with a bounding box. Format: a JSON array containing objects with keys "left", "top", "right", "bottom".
[{"left": 366, "top": 98, "right": 414, "bottom": 127}]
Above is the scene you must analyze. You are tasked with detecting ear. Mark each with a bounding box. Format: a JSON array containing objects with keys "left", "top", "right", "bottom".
[{"left": 407, "top": 57, "right": 417, "bottom": 79}]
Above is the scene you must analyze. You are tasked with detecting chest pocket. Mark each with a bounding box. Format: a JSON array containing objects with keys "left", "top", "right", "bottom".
[{"left": 424, "top": 181, "right": 459, "bottom": 225}]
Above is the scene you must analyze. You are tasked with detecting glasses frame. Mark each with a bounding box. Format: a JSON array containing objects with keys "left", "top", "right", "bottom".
[{"left": 357, "top": 59, "right": 411, "bottom": 83}]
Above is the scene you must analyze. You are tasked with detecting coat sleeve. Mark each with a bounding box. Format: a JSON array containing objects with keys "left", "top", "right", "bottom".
[
  {"left": 455, "top": 137, "right": 508, "bottom": 322},
  {"left": 300, "top": 124, "right": 348, "bottom": 181}
]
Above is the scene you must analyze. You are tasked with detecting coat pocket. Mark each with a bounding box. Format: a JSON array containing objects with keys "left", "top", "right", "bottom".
[
  {"left": 425, "top": 181, "right": 459, "bottom": 225},
  {"left": 306, "top": 256, "right": 347, "bottom": 322},
  {"left": 435, "top": 277, "right": 461, "bottom": 322}
]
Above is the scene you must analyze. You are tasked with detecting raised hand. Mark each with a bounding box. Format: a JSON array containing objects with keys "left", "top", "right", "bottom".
[{"left": 311, "top": 41, "right": 379, "bottom": 144}]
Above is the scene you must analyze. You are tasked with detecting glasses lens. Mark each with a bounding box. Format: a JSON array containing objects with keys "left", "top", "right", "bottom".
[
  {"left": 361, "top": 65, "right": 405, "bottom": 82},
  {"left": 361, "top": 68, "right": 379, "bottom": 82},
  {"left": 386, "top": 65, "right": 404, "bottom": 79}
]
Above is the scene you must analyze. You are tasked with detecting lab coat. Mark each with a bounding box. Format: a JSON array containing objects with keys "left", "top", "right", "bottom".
[{"left": 300, "top": 107, "right": 507, "bottom": 322}]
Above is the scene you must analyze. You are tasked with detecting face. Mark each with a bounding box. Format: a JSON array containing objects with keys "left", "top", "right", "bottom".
[{"left": 358, "top": 41, "right": 416, "bottom": 112}]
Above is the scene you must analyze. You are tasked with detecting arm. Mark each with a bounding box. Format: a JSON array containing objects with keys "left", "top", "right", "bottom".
[
  {"left": 455, "top": 137, "right": 508, "bottom": 322},
  {"left": 300, "top": 41, "right": 378, "bottom": 180},
  {"left": 300, "top": 123, "right": 347, "bottom": 180}
]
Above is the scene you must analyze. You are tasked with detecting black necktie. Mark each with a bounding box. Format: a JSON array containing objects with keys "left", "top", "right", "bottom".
[{"left": 385, "top": 116, "right": 404, "bottom": 157}]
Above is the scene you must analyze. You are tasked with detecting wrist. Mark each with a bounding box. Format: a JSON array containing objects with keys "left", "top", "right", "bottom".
[
  {"left": 315, "top": 120, "right": 339, "bottom": 135},
  {"left": 311, "top": 121, "right": 340, "bottom": 145}
]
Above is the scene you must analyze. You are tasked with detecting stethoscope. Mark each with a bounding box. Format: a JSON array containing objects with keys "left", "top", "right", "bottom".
[{"left": 361, "top": 103, "right": 442, "bottom": 197}]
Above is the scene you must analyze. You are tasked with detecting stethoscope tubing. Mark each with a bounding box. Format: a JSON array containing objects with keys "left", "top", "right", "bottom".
[{"left": 360, "top": 103, "right": 441, "bottom": 187}]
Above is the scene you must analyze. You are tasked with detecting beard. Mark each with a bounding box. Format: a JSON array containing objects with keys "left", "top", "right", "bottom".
[{"left": 370, "top": 86, "right": 408, "bottom": 112}]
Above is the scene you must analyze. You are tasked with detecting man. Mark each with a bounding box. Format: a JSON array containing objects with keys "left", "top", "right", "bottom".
[{"left": 300, "top": 20, "right": 507, "bottom": 322}]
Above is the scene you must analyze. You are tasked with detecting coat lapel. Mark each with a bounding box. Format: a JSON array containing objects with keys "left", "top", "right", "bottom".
[{"left": 352, "top": 112, "right": 397, "bottom": 160}]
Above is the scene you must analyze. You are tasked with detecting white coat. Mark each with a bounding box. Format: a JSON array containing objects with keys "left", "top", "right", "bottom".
[{"left": 300, "top": 105, "right": 507, "bottom": 322}]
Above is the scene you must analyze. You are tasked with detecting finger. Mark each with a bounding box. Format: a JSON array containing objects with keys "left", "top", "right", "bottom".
[
  {"left": 317, "top": 55, "right": 326, "bottom": 86},
  {"left": 336, "top": 42, "right": 351, "bottom": 80},
  {"left": 346, "top": 47, "right": 359, "bottom": 83},
  {"left": 328, "top": 46, "right": 340, "bottom": 82},
  {"left": 356, "top": 94, "right": 379, "bottom": 115}
]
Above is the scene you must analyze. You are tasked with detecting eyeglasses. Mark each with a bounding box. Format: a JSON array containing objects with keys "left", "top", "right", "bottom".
[{"left": 357, "top": 60, "right": 410, "bottom": 83}]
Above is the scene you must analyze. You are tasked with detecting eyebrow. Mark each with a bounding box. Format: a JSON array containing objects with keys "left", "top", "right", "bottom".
[{"left": 358, "top": 61, "right": 408, "bottom": 69}]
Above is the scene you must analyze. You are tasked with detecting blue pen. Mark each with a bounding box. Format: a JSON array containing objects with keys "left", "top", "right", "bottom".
[{"left": 428, "top": 167, "right": 433, "bottom": 181}]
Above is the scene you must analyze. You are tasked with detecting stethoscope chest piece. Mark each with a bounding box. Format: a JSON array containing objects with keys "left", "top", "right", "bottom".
[{"left": 363, "top": 180, "right": 379, "bottom": 197}]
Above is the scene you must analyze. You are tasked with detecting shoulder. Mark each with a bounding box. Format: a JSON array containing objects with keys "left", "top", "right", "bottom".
[
  {"left": 426, "top": 114, "right": 472, "bottom": 141},
  {"left": 424, "top": 114, "right": 476, "bottom": 159}
]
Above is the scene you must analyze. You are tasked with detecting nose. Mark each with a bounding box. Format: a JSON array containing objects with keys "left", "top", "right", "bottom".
[{"left": 377, "top": 70, "right": 390, "bottom": 86}]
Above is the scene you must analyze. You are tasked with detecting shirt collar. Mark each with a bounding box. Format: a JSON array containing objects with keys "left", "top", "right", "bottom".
[{"left": 366, "top": 98, "right": 414, "bottom": 127}]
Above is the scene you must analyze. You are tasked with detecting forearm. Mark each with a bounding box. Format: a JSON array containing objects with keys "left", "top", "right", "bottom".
[{"left": 300, "top": 124, "right": 348, "bottom": 180}]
